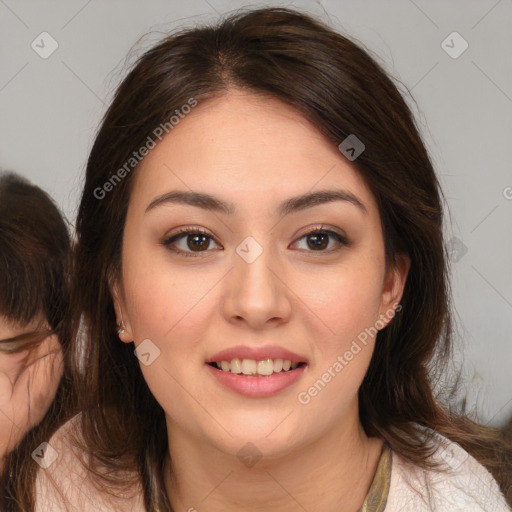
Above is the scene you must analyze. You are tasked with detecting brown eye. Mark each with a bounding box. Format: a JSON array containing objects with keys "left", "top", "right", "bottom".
[
  {"left": 306, "top": 232, "right": 329, "bottom": 250},
  {"left": 293, "top": 228, "right": 349, "bottom": 253},
  {"left": 162, "top": 228, "right": 221, "bottom": 257},
  {"left": 162, "top": 226, "right": 349, "bottom": 258},
  {"left": 185, "top": 233, "right": 210, "bottom": 251}
]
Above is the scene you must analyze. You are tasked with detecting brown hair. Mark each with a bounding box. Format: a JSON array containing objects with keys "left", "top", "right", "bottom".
[
  {"left": 0, "top": 172, "right": 70, "bottom": 347},
  {"left": 7, "top": 6, "right": 512, "bottom": 511},
  {"left": 0, "top": 171, "right": 74, "bottom": 509}
]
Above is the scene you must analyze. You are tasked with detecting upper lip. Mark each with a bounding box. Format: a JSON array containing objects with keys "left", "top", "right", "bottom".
[{"left": 206, "top": 345, "right": 308, "bottom": 364}]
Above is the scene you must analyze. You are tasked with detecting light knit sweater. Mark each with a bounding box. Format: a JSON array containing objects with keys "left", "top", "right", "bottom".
[
  {"left": 384, "top": 432, "right": 511, "bottom": 511},
  {"left": 34, "top": 419, "right": 511, "bottom": 511}
]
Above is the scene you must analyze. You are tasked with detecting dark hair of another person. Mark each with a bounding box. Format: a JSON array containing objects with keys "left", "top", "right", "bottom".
[
  {"left": 0, "top": 172, "right": 70, "bottom": 346},
  {"left": 5, "top": 7, "right": 512, "bottom": 511},
  {"left": 0, "top": 171, "right": 74, "bottom": 510}
]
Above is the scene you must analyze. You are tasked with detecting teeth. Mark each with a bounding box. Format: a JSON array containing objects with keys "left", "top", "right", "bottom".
[
  {"left": 213, "top": 358, "right": 302, "bottom": 375},
  {"left": 241, "top": 359, "right": 256, "bottom": 375},
  {"left": 257, "top": 359, "right": 274, "bottom": 376},
  {"left": 230, "top": 358, "right": 242, "bottom": 374}
]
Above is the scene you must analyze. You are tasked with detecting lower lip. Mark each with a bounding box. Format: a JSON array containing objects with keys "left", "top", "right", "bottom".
[{"left": 205, "top": 363, "right": 307, "bottom": 398}]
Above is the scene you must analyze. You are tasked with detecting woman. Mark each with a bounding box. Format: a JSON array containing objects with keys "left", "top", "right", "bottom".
[
  {"left": 0, "top": 172, "right": 70, "bottom": 482},
  {"left": 29, "top": 6, "right": 511, "bottom": 512}
]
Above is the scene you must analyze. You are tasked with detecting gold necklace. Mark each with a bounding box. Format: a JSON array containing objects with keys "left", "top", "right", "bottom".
[
  {"left": 357, "top": 442, "right": 392, "bottom": 512},
  {"left": 162, "top": 442, "right": 393, "bottom": 512}
]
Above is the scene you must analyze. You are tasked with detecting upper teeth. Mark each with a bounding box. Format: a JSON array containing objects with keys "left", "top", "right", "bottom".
[{"left": 213, "top": 358, "right": 300, "bottom": 375}]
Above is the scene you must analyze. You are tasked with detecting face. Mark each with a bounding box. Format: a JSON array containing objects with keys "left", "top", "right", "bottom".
[
  {"left": 112, "top": 91, "right": 409, "bottom": 458},
  {"left": 0, "top": 315, "right": 63, "bottom": 459}
]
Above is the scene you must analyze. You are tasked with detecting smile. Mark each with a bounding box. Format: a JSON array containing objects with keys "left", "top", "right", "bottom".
[
  {"left": 207, "top": 358, "right": 306, "bottom": 376},
  {"left": 205, "top": 360, "right": 308, "bottom": 398}
]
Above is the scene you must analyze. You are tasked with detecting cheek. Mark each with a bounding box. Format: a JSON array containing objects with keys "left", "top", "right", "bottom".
[
  {"left": 292, "top": 257, "right": 384, "bottom": 352},
  {"left": 123, "top": 249, "right": 174, "bottom": 338},
  {"left": 0, "top": 346, "right": 63, "bottom": 454},
  {"left": 330, "top": 278, "right": 382, "bottom": 345},
  {"left": 294, "top": 273, "right": 381, "bottom": 420},
  {"left": 122, "top": 256, "right": 210, "bottom": 414},
  {"left": 123, "top": 255, "right": 211, "bottom": 344},
  {"left": 0, "top": 351, "right": 28, "bottom": 376},
  {"left": 28, "top": 349, "right": 64, "bottom": 426},
  {"left": 291, "top": 253, "right": 383, "bottom": 412}
]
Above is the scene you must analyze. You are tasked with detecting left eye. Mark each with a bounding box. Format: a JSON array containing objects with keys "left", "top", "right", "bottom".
[
  {"left": 162, "top": 227, "right": 348, "bottom": 257},
  {"left": 293, "top": 229, "right": 348, "bottom": 252}
]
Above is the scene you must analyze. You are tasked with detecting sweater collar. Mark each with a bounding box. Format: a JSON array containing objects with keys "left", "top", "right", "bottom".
[{"left": 357, "top": 442, "right": 392, "bottom": 512}]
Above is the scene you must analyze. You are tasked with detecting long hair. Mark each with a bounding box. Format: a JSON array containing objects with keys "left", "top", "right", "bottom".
[
  {"left": 0, "top": 172, "right": 70, "bottom": 336},
  {"left": 0, "top": 172, "right": 75, "bottom": 511},
  {"left": 9, "top": 7, "right": 512, "bottom": 511}
]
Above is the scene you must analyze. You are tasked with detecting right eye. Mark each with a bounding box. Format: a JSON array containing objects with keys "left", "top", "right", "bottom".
[{"left": 162, "top": 227, "right": 222, "bottom": 257}]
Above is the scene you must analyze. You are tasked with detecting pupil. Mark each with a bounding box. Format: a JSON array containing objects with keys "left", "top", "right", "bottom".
[
  {"left": 188, "top": 234, "right": 209, "bottom": 251},
  {"left": 308, "top": 234, "right": 328, "bottom": 250}
]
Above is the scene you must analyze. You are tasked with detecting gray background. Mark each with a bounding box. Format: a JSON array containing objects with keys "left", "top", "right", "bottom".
[{"left": 1, "top": 0, "right": 511, "bottom": 426}]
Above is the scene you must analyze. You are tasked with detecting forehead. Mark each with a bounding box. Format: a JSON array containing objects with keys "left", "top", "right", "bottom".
[{"left": 129, "top": 92, "right": 377, "bottom": 217}]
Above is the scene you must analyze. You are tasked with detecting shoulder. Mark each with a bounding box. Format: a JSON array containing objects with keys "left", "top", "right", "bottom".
[
  {"left": 386, "top": 430, "right": 511, "bottom": 511},
  {"left": 34, "top": 413, "right": 145, "bottom": 512}
]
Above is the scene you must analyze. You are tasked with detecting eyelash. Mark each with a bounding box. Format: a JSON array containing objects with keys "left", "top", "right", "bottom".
[{"left": 161, "top": 226, "right": 349, "bottom": 258}]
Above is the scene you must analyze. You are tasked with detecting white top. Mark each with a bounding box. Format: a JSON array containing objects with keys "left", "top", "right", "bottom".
[
  {"left": 386, "top": 431, "right": 511, "bottom": 511},
  {"left": 34, "top": 418, "right": 510, "bottom": 511}
]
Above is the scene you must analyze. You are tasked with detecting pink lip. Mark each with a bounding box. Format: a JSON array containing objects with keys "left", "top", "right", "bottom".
[
  {"left": 206, "top": 345, "right": 308, "bottom": 364},
  {"left": 205, "top": 362, "right": 307, "bottom": 398}
]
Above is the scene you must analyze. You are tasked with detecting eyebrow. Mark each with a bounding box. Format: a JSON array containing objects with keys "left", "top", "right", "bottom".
[{"left": 145, "top": 189, "right": 368, "bottom": 216}]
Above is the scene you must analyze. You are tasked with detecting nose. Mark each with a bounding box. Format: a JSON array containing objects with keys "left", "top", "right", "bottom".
[{"left": 221, "top": 240, "right": 292, "bottom": 330}]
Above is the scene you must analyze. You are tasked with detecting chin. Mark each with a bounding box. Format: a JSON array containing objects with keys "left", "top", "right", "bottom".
[{"left": 206, "top": 423, "right": 303, "bottom": 461}]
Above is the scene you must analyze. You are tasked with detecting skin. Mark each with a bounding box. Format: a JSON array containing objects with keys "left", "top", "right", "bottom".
[
  {"left": 0, "top": 314, "right": 63, "bottom": 468},
  {"left": 112, "top": 91, "right": 410, "bottom": 512}
]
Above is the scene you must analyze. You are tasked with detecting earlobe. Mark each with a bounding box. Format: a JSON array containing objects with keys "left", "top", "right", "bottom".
[
  {"left": 116, "top": 321, "right": 126, "bottom": 336},
  {"left": 378, "top": 252, "right": 410, "bottom": 329},
  {"left": 111, "top": 279, "right": 133, "bottom": 343}
]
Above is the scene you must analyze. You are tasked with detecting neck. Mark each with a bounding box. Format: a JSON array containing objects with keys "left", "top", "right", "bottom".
[{"left": 164, "top": 413, "right": 384, "bottom": 512}]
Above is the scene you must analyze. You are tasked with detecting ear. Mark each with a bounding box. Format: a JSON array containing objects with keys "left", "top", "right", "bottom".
[
  {"left": 377, "top": 252, "right": 410, "bottom": 329},
  {"left": 110, "top": 276, "right": 134, "bottom": 343}
]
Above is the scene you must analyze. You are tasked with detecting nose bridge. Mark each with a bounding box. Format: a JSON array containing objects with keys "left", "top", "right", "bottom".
[{"left": 224, "top": 234, "right": 290, "bottom": 326}]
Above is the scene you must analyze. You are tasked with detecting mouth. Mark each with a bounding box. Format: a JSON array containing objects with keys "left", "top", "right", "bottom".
[
  {"left": 206, "top": 359, "right": 308, "bottom": 377},
  {"left": 205, "top": 345, "right": 309, "bottom": 397},
  {"left": 205, "top": 359, "right": 308, "bottom": 398}
]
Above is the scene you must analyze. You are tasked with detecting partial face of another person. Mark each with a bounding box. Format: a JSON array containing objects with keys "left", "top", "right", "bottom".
[
  {"left": 0, "top": 315, "right": 63, "bottom": 459},
  {"left": 113, "top": 92, "right": 409, "bottom": 458}
]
